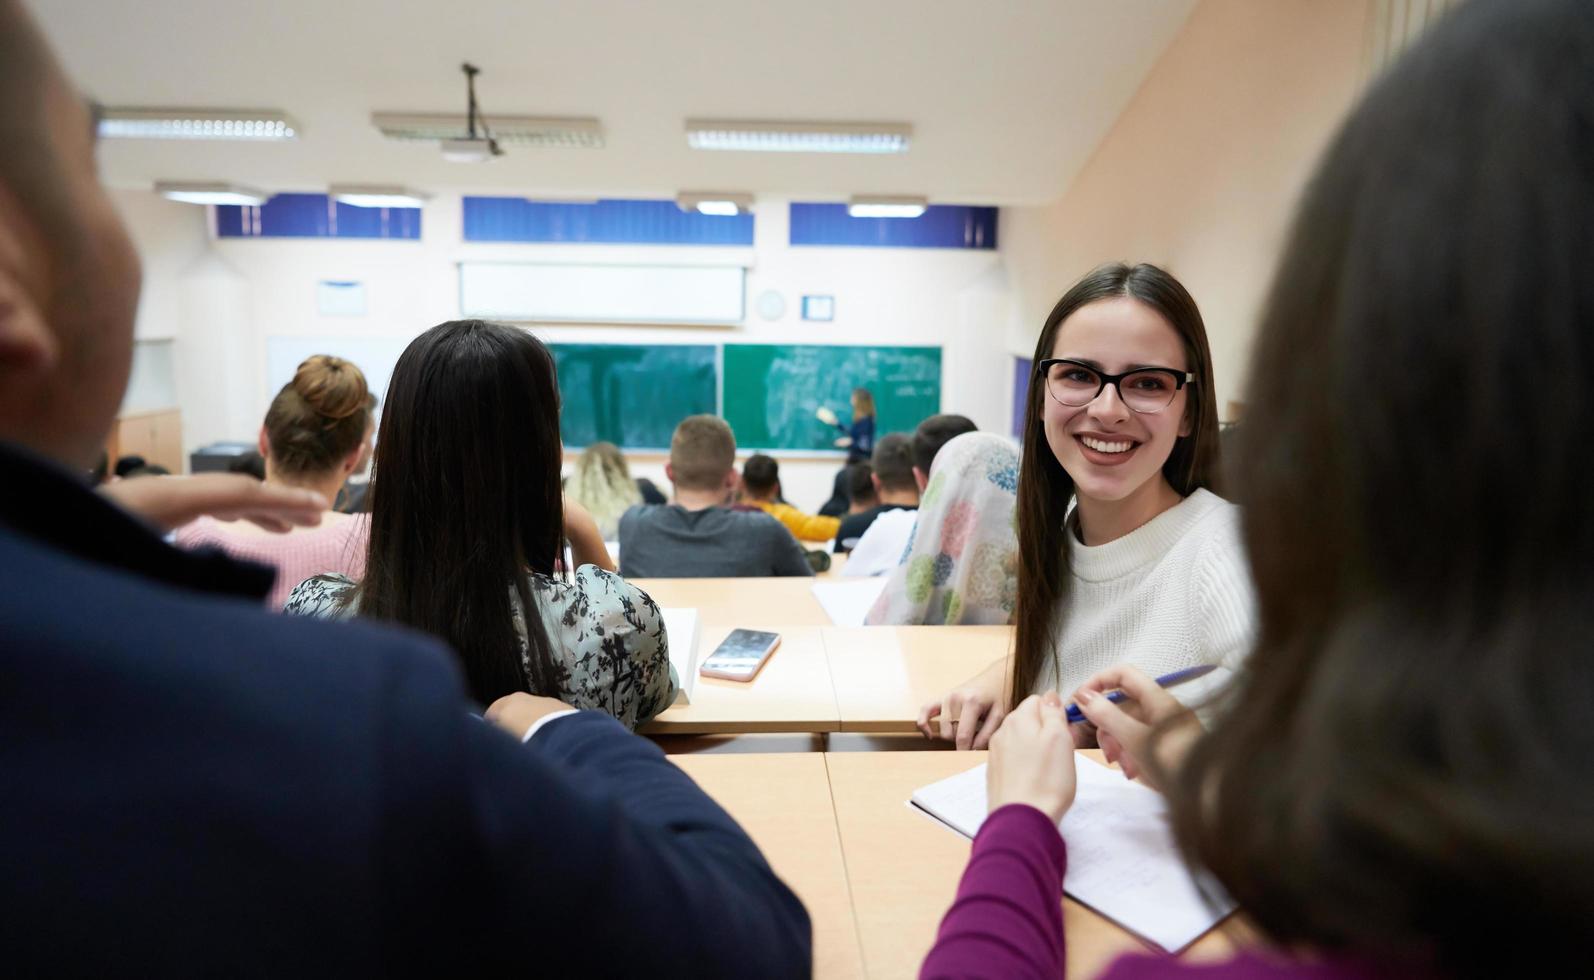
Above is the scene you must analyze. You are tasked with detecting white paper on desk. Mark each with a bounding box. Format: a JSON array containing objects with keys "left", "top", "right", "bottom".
[
  {"left": 812, "top": 577, "right": 889, "bottom": 627},
  {"left": 909, "top": 758, "right": 1235, "bottom": 953},
  {"left": 659, "top": 608, "right": 699, "bottom": 704}
]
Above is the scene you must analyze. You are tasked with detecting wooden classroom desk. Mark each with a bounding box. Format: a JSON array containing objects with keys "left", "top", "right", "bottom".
[
  {"left": 823, "top": 626, "right": 1011, "bottom": 733},
  {"left": 629, "top": 576, "right": 834, "bottom": 627},
  {"left": 671, "top": 753, "right": 865, "bottom": 980},
  {"left": 825, "top": 751, "right": 1248, "bottom": 980},
  {"left": 640, "top": 626, "right": 842, "bottom": 734}
]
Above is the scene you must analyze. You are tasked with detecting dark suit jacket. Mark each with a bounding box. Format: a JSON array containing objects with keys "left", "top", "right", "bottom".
[{"left": 0, "top": 442, "right": 809, "bottom": 977}]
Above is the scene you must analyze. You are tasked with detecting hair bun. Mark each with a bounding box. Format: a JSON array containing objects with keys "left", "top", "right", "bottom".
[{"left": 292, "top": 355, "right": 369, "bottom": 421}]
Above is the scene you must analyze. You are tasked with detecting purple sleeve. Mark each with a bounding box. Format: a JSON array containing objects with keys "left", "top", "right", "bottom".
[{"left": 920, "top": 803, "right": 1067, "bottom": 980}]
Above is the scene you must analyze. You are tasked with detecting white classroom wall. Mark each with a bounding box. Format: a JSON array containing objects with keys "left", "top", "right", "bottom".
[
  {"left": 112, "top": 190, "right": 1014, "bottom": 510},
  {"left": 1000, "top": 0, "right": 1373, "bottom": 418}
]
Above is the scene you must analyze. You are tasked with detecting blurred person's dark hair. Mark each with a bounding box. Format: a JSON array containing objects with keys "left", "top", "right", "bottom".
[
  {"left": 226, "top": 451, "right": 266, "bottom": 482},
  {"left": 911, "top": 414, "right": 978, "bottom": 475},
  {"left": 846, "top": 462, "right": 877, "bottom": 508},
  {"left": 741, "top": 454, "right": 780, "bottom": 499},
  {"left": 870, "top": 434, "right": 915, "bottom": 492},
  {"left": 1157, "top": 2, "right": 1594, "bottom": 976}
]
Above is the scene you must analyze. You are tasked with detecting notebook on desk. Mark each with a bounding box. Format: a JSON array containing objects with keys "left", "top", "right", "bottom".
[
  {"left": 812, "top": 577, "right": 889, "bottom": 627},
  {"left": 659, "top": 608, "right": 699, "bottom": 704},
  {"left": 909, "top": 757, "right": 1235, "bottom": 953}
]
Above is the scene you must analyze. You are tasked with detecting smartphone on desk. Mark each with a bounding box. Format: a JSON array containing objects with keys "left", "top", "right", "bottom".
[{"left": 698, "top": 629, "right": 781, "bottom": 682}]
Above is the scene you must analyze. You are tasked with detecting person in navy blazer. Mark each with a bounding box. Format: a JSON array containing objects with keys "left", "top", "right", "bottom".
[{"left": 0, "top": 2, "right": 808, "bottom": 975}]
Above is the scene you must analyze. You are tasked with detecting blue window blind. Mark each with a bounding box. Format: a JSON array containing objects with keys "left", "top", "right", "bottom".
[
  {"left": 1012, "top": 356, "right": 1032, "bottom": 438},
  {"left": 788, "top": 203, "right": 997, "bottom": 250},
  {"left": 463, "top": 196, "right": 754, "bottom": 245},
  {"left": 215, "top": 193, "right": 421, "bottom": 239}
]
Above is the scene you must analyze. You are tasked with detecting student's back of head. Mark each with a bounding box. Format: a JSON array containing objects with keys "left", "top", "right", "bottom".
[
  {"left": 564, "top": 441, "right": 641, "bottom": 539},
  {"left": 1166, "top": 1, "right": 1594, "bottom": 974},
  {"left": 911, "top": 414, "right": 978, "bottom": 488},
  {"left": 669, "top": 414, "right": 737, "bottom": 495},
  {"left": 741, "top": 453, "right": 780, "bottom": 500},
  {"left": 846, "top": 462, "right": 877, "bottom": 512},
  {"left": 358, "top": 320, "right": 565, "bottom": 706},
  {"left": 262, "top": 355, "right": 371, "bottom": 482},
  {"left": 870, "top": 433, "right": 917, "bottom": 496}
]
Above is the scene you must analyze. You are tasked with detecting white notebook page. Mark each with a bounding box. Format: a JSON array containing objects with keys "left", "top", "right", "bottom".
[{"left": 909, "top": 757, "right": 1235, "bottom": 952}]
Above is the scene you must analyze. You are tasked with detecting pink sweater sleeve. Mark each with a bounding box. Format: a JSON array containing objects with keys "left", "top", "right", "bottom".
[{"left": 920, "top": 803, "right": 1067, "bottom": 980}]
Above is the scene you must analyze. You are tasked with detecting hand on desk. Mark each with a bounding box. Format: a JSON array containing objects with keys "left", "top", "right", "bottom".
[
  {"left": 485, "top": 692, "right": 575, "bottom": 740},
  {"left": 917, "top": 659, "right": 1008, "bottom": 750},
  {"left": 101, "top": 473, "right": 328, "bottom": 533},
  {"left": 1072, "top": 665, "right": 1202, "bottom": 790},
  {"left": 987, "top": 691, "right": 1076, "bottom": 823}
]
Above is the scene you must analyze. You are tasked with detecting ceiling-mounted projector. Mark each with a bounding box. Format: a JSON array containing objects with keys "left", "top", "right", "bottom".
[
  {"left": 442, "top": 63, "right": 502, "bottom": 163},
  {"left": 441, "top": 137, "right": 496, "bottom": 163}
]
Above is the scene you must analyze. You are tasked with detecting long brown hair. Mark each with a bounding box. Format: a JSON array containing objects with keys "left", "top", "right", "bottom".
[
  {"left": 355, "top": 321, "right": 568, "bottom": 707},
  {"left": 1159, "top": 1, "right": 1594, "bottom": 974},
  {"left": 1010, "top": 263, "right": 1221, "bottom": 705},
  {"left": 851, "top": 387, "right": 876, "bottom": 419}
]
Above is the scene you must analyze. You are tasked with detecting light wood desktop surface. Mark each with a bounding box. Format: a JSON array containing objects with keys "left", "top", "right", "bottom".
[
  {"left": 673, "top": 753, "right": 866, "bottom": 980},
  {"left": 641, "top": 626, "right": 841, "bottom": 734},
  {"left": 630, "top": 577, "right": 834, "bottom": 627},
  {"left": 822, "top": 626, "right": 1011, "bottom": 733},
  {"left": 825, "top": 751, "right": 1248, "bottom": 980}
]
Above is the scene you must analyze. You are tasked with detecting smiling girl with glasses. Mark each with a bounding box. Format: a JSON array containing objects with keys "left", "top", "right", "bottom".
[{"left": 918, "top": 263, "right": 1255, "bottom": 748}]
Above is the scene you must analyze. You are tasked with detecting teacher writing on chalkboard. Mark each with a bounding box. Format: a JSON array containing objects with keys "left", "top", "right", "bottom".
[{"left": 817, "top": 387, "right": 876, "bottom": 464}]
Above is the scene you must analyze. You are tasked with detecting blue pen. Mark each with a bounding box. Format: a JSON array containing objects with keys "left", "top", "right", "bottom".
[{"left": 1064, "top": 664, "right": 1219, "bottom": 724}]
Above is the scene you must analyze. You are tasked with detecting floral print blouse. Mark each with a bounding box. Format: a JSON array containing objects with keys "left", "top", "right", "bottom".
[{"left": 284, "top": 565, "right": 678, "bottom": 729}]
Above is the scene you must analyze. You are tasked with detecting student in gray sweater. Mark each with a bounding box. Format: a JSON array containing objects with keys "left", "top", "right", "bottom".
[{"left": 618, "top": 415, "right": 813, "bottom": 578}]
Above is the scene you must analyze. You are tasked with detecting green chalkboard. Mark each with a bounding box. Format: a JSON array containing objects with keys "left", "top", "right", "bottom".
[
  {"left": 552, "top": 343, "right": 717, "bottom": 449},
  {"left": 721, "top": 344, "right": 942, "bottom": 451}
]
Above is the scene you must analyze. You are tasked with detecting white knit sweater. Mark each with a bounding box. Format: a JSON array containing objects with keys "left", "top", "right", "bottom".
[{"left": 1033, "top": 488, "right": 1257, "bottom": 698}]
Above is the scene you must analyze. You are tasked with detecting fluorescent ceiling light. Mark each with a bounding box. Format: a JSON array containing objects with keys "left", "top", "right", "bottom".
[
  {"left": 330, "top": 185, "right": 430, "bottom": 209},
  {"left": 685, "top": 120, "right": 911, "bottom": 154},
  {"left": 100, "top": 109, "right": 297, "bottom": 141},
  {"left": 155, "top": 182, "right": 269, "bottom": 206},
  {"left": 676, "top": 192, "right": 754, "bottom": 216},
  {"left": 848, "top": 195, "right": 929, "bottom": 219},
  {"left": 372, "top": 113, "right": 604, "bottom": 149}
]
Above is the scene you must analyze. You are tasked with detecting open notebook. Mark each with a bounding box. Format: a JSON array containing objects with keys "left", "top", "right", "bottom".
[
  {"left": 658, "top": 608, "right": 699, "bottom": 704},
  {"left": 910, "top": 757, "right": 1235, "bottom": 953}
]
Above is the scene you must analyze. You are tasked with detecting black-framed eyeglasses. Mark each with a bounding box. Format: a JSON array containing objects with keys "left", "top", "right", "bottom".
[{"left": 1036, "top": 358, "right": 1194, "bottom": 414}]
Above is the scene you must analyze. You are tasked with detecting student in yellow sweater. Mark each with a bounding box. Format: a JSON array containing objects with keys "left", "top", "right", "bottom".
[{"left": 739, "top": 454, "right": 841, "bottom": 543}]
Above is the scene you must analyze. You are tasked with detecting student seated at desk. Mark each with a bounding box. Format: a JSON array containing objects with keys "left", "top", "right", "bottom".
[
  {"left": 841, "top": 414, "right": 977, "bottom": 574},
  {"left": 175, "top": 354, "right": 372, "bottom": 609},
  {"left": 740, "top": 453, "right": 841, "bottom": 543},
  {"left": 919, "top": 262, "right": 1254, "bottom": 749},
  {"left": 563, "top": 440, "right": 642, "bottom": 540},
  {"left": 922, "top": 3, "right": 1592, "bottom": 975},
  {"left": 0, "top": 8, "right": 808, "bottom": 971},
  {"left": 818, "top": 459, "right": 876, "bottom": 517},
  {"left": 618, "top": 415, "right": 812, "bottom": 578},
  {"left": 286, "top": 321, "right": 675, "bottom": 730},
  {"left": 835, "top": 433, "right": 917, "bottom": 557},
  {"left": 866, "top": 432, "right": 1019, "bottom": 625}
]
